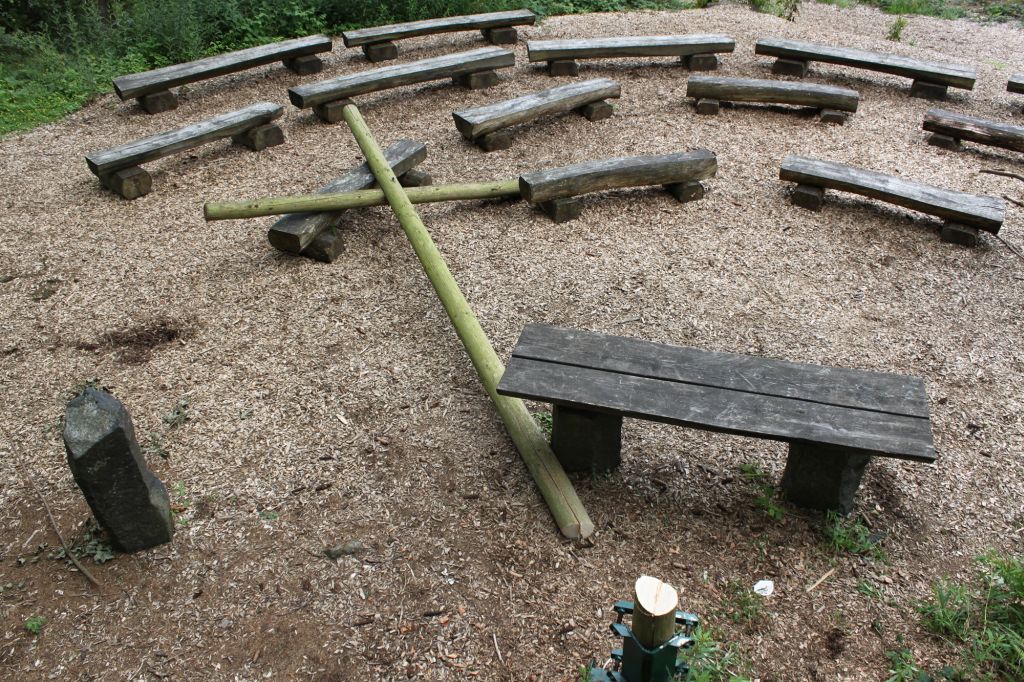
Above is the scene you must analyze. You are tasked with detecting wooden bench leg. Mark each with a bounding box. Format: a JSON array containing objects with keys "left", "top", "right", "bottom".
[
  {"left": 940, "top": 222, "right": 979, "bottom": 247},
  {"left": 99, "top": 167, "right": 152, "bottom": 200},
  {"left": 301, "top": 228, "right": 345, "bottom": 263},
  {"left": 453, "top": 70, "right": 499, "bottom": 90},
  {"left": 772, "top": 58, "right": 809, "bottom": 78},
  {"left": 695, "top": 98, "right": 720, "bottom": 115},
  {"left": 475, "top": 131, "right": 513, "bottom": 152},
  {"left": 232, "top": 124, "right": 285, "bottom": 151},
  {"left": 137, "top": 90, "right": 178, "bottom": 115},
  {"left": 362, "top": 42, "right": 398, "bottom": 62},
  {"left": 910, "top": 80, "right": 948, "bottom": 100},
  {"left": 577, "top": 100, "right": 614, "bottom": 121},
  {"left": 927, "top": 133, "right": 961, "bottom": 151},
  {"left": 398, "top": 169, "right": 433, "bottom": 187},
  {"left": 482, "top": 27, "right": 518, "bottom": 45},
  {"left": 819, "top": 109, "right": 847, "bottom": 125},
  {"left": 665, "top": 181, "right": 705, "bottom": 203},
  {"left": 683, "top": 53, "right": 719, "bottom": 71},
  {"left": 540, "top": 197, "right": 583, "bottom": 223},
  {"left": 781, "top": 443, "right": 871, "bottom": 514},
  {"left": 551, "top": 405, "right": 622, "bottom": 473},
  {"left": 547, "top": 59, "right": 579, "bottom": 77},
  {"left": 313, "top": 99, "right": 351, "bottom": 124},
  {"left": 790, "top": 183, "right": 825, "bottom": 211},
  {"left": 283, "top": 55, "right": 323, "bottom": 75}
]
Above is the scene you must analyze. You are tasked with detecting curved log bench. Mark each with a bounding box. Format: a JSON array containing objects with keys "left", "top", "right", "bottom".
[
  {"left": 112, "top": 35, "right": 331, "bottom": 114},
  {"left": 1009, "top": 74, "right": 1024, "bottom": 95},
  {"left": 780, "top": 154, "right": 1004, "bottom": 246},
  {"left": 923, "top": 109, "right": 1024, "bottom": 154},
  {"left": 519, "top": 149, "right": 716, "bottom": 222},
  {"left": 85, "top": 102, "right": 284, "bottom": 199},
  {"left": 527, "top": 35, "right": 736, "bottom": 76},
  {"left": 342, "top": 9, "right": 536, "bottom": 62},
  {"left": 755, "top": 37, "right": 975, "bottom": 100},
  {"left": 496, "top": 324, "right": 935, "bottom": 514},
  {"left": 686, "top": 75, "right": 859, "bottom": 123},
  {"left": 452, "top": 78, "right": 621, "bottom": 152},
  {"left": 288, "top": 47, "right": 515, "bottom": 123},
  {"left": 268, "top": 140, "right": 430, "bottom": 262}
]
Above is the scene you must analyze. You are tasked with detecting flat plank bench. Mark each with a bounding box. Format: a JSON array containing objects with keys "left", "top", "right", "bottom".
[
  {"left": 85, "top": 102, "right": 284, "bottom": 199},
  {"left": 686, "top": 75, "right": 859, "bottom": 123},
  {"left": 755, "top": 37, "right": 976, "bottom": 100},
  {"left": 112, "top": 35, "right": 332, "bottom": 114},
  {"left": 519, "top": 149, "right": 717, "bottom": 222},
  {"left": 341, "top": 9, "right": 536, "bottom": 62},
  {"left": 780, "top": 154, "right": 1004, "bottom": 246},
  {"left": 452, "top": 78, "right": 621, "bottom": 152},
  {"left": 1009, "top": 74, "right": 1024, "bottom": 95},
  {"left": 527, "top": 35, "right": 736, "bottom": 76},
  {"left": 288, "top": 47, "right": 515, "bottom": 123},
  {"left": 496, "top": 324, "right": 935, "bottom": 514},
  {"left": 923, "top": 108, "right": 1024, "bottom": 155},
  {"left": 267, "top": 139, "right": 430, "bottom": 262}
]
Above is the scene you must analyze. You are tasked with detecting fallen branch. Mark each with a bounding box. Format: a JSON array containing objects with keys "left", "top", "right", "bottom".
[
  {"left": 994, "top": 233, "right": 1024, "bottom": 265},
  {"left": 806, "top": 567, "right": 835, "bottom": 593},
  {"left": 1003, "top": 194, "right": 1024, "bottom": 209},
  {"left": 980, "top": 169, "right": 1024, "bottom": 183}
]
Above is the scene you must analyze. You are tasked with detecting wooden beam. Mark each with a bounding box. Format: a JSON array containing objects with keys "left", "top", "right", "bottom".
[
  {"left": 923, "top": 108, "right": 1024, "bottom": 153},
  {"left": 527, "top": 35, "right": 735, "bottom": 62},
  {"left": 686, "top": 75, "right": 859, "bottom": 112},
  {"left": 342, "top": 9, "right": 536, "bottom": 47}
]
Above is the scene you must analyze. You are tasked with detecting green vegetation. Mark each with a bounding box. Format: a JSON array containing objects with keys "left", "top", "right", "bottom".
[
  {"left": 887, "top": 15, "right": 908, "bottom": 39},
  {"left": 162, "top": 397, "right": 191, "bottom": 426},
  {"left": 822, "top": 511, "right": 886, "bottom": 561},
  {"left": 24, "top": 615, "right": 46, "bottom": 635},
  {"left": 49, "top": 522, "right": 115, "bottom": 565},
  {"left": 738, "top": 463, "right": 784, "bottom": 520},
  {"left": 681, "top": 627, "right": 753, "bottom": 681},
  {"left": 824, "top": 0, "right": 1023, "bottom": 21},
  {"left": 749, "top": 0, "right": 800, "bottom": 20},
  {"left": 532, "top": 410, "right": 554, "bottom": 439}
]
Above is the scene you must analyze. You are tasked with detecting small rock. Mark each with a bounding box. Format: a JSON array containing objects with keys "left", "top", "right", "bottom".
[{"left": 325, "top": 540, "right": 365, "bottom": 559}]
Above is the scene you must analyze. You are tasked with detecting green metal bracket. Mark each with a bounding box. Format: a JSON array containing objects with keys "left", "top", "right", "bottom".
[{"left": 587, "top": 600, "right": 699, "bottom": 682}]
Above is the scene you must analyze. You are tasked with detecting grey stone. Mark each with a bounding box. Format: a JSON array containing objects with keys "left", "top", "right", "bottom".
[
  {"left": 819, "top": 109, "right": 847, "bottom": 125},
  {"left": 540, "top": 197, "right": 583, "bottom": 223},
  {"left": 695, "top": 98, "right": 720, "bottom": 115},
  {"left": 684, "top": 53, "right": 719, "bottom": 71},
  {"left": 362, "top": 42, "right": 398, "bottom": 62},
  {"left": 482, "top": 27, "right": 517, "bottom": 45},
  {"left": 927, "top": 133, "right": 962, "bottom": 151},
  {"left": 63, "top": 388, "right": 173, "bottom": 552},
  {"left": 772, "top": 58, "right": 809, "bottom": 77},
  {"left": 791, "top": 183, "right": 825, "bottom": 211},
  {"left": 551, "top": 405, "right": 622, "bottom": 473},
  {"left": 283, "top": 55, "right": 323, "bottom": 75},
  {"left": 476, "top": 131, "right": 513, "bottom": 152},
  {"left": 313, "top": 99, "right": 350, "bottom": 124},
  {"left": 666, "top": 181, "right": 705, "bottom": 203},
  {"left": 910, "top": 80, "right": 948, "bottom": 100},
  {"left": 303, "top": 228, "right": 345, "bottom": 263},
  {"left": 578, "top": 100, "right": 613, "bottom": 121},
  {"left": 781, "top": 442, "right": 872, "bottom": 514},
  {"left": 232, "top": 123, "right": 285, "bottom": 151},
  {"left": 940, "top": 222, "right": 979, "bottom": 247},
  {"left": 398, "top": 169, "right": 433, "bottom": 187},
  {"left": 548, "top": 59, "right": 579, "bottom": 77},
  {"left": 100, "top": 166, "right": 152, "bottom": 200},
  {"left": 453, "top": 70, "right": 498, "bottom": 90},
  {"left": 138, "top": 90, "right": 178, "bottom": 115}
]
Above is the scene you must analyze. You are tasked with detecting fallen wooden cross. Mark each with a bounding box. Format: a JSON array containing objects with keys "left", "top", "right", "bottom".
[
  {"left": 452, "top": 78, "right": 621, "bottom": 152},
  {"left": 1009, "top": 74, "right": 1024, "bottom": 95},
  {"left": 779, "top": 154, "right": 1005, "bottom": 246},
  {"left": 755, "top": 37, "right": 976, "bottom": 100},
  {"left": 496, "top": 324, "right": 936, "bottom": 514},
  {"left": 86, "top": 102, "right": 284, "bottom": 199},
  {"left": 113, "top": 35, "right": 332, "bottom": 114},
  {"left": 686, "top": 75, "right": 859, "bottom": 123},
  {"left": 519, "top": 149, "right": 717, "bottom": 222},
  {"left": 527, "top": 35, "right": 736, "bottom": 76},
  {"left": 342, "top": 9, "right": 536, "bottom": 62},
  {"left": 922, "top": 108, "right": 1024, "bottom": 155},
  {"left": 288, "top": 47, "right": 515, "bottom": 123}
]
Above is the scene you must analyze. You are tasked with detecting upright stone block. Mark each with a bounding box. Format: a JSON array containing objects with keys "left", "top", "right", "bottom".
[
  {"left": 363, "top": 42, "right": 398, "bottom": 62},
  {"left": 781, "top": 442, "right": 871, "bottom": 514},
  {"left": 453, "top": 70, "right": 498, "bottom": 90},
  {"left": 819, "top": 109, "right": 847, "bottom": 125},
  {"left": 551, "top": 405, "right": 623, "bottom": 473},
  {"left": 927, "top": 133, "right": 961, "bottom": 150},
  {"left": 540, "top": 197, "right": 583, "bottom": 223},
  {"left": 138, "top": 90, "right": 178, "bottom": 115},
  {"left": 303, "top": 229, "right": 345, "bottom": 263},
  {"left": 548, "top": 59, "right": 579, "bottom": 77},
  {"left": 791, "top": 183, "right": 825, "bottom": 211},
  {"left": 684, "top": 53, "right": 719, "bottom": 71},
  {"left": 578, "top": 100, "right": 613, "bottom": 121},
  {"left": 63, "top": 388, "right": 174, "bottom": 552},
  {"left": 772, "top": 58, "right": 808, "bottom": 78},
  {"left": 482, "top": 27, "right": 518, "bottom": 45},
  {"left": 666, "top": 181, "right": 705, "bottom": 203},
  {"left": 398, "top": 169, "right": 433, "bottom": 187},
  {"left": 910, "top": 80, "right": 948, "bottom": 100},
  {"left": 940, "top": 222, "right": 979, "bottom": 247},
  {"left": 695, "top": 98, "right": 720, "bottom": 115},
  {"left": 314, "top": 99, "right": 350, "bottom": 124},
  {"left": 231, "top": 123, "right": 285, "bottom": 151},
  {"left": 283, "top": 54, "right": 323, "bottom": 75},
  {"left": 476, "top": 131, "right": 513, "bottom": 152},
  {"left": 100, "top": 166, "right": 152, "bottom": 200}
]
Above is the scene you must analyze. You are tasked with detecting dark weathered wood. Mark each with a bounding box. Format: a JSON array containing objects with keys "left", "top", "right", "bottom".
[
  {"left": 1009, "top": 74, "right": 1024, "bottom": 94},
  {"left": 686, "top": 75, "right": 859, "bottom": 112},
  {"left": 923, "top": 108, "right": 1024, "bottom": 153},
  {"left": 267, "top": 140, "right": 427, "bottom": 254},
  {"left": 519, "top": 150, "right": 717, "bottom": 204},
  {"left": 288, "top": 48, "right": 515, "bottom": 109},
  {"left": 527, "top": 35, "right": 735, "bottom": 62},
  {"left": 113, "top": 35, "right": 332, "bottom": 100},
  {"left": 452, "top": 78, "right": 621, "bottom": 140},
  {"left": 342, "top": 9, "right": 536, "bottom": 47},
  {"left": 780, "top": 155, "right": 1004, "bottom": 233},
  {"left": 755, "top": 37, "right": 976, "bottom": 90},
  {"left": 85, "top": 102, "right": 283, "bottom": 177}
]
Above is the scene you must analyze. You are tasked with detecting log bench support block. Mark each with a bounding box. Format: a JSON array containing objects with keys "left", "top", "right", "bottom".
[
  {"left": 231, "top": 123, "right": 285, "bottom": 151},
  {"left": 541, "top": 197, "right": 583, "bottom": 223},
  {"left": 666, "top": 181, "right": 705, "bottom": 203},
  {"left": 791, "top": 183, "right": 825, "bottom": 211},
  {"left": 62, "top": 388, "right": 174, "bottom": 551},
  {"left": 578, "top": 100, "right": 614, "bottom": 121},
  {"left": 550, "top": 405, "right": 622, "bottom": 473},
  {"left": 684, "top": 53, "right": 719, "bottom": 71},
  {"left": 696, "top": 98, "right": 720, "bottom": 115},
  {"left": 781, "top": 443, "right": 871, "bottom": 514},
  {"left": 100, "top": 166, "right": 152, "bottom": 200},
  {"left": 398, "top": 169, "right": 433, "bottom": 187},
  {"left": 927, "top": 133, "right": 962, "bottom": 151},
  {"left": 482, "top": 27, "right": 518, "bottom": 45},
  {"left": 138, "top": 90, "right": 178, "bottom": 115},
  {"left": 314, "top": 99, "right": 352, "bottom": 124},
  {"left": 940, "top": 222, "right": 979, "bottom": 247},
  {"left": 283, "top": 54, "right": 323, "bottom": 75},
  {"left": 363, "top": 41, "right": 399, "bottom": 62},
  {"left": 476, "top": 131, "right": 513, "bottom": 152},
  {"left": 910, "top": 80, "right": 948, "bottom": 100},
  {"left": 454, "top": 70, "right": 499, "bottom": 90},
  {"left": 305, "top": 229, "right": 345, "bottom": 263},
  {"left": 548, "top": 59, "right": 579, "bottom": 77},
  {"left": 772, "top": 58, "right": 809, "bottom": 78},
  {"left": 819, "top": 109, "right": 847, "bottom": 125}
]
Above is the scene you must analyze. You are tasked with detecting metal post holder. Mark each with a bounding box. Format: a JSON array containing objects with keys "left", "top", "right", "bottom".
[{"left": 587, "top": 600, "right": 699, "bottom": 682}]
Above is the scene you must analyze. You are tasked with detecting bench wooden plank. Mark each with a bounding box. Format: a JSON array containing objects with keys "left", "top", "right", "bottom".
[
  {"left": 288, "top": 47, "right": 515, "bottom": 109},
  {"left": 510, "top": 324, "right": 930, "bottom": 419},
  {"left": 1008, "top": 74, "right": 1024, "bottom": 94},
  {"left": 686, "top": 75, "right": 859, "bottom": 112},
  {"left": 780, "top": 155, "right": 1004, "bottom": 232},
  {"left": 85, "top": 102, "right": 283, "bottom": 176},
  {"left": 923, "top": 109, "right": 1024, "bottom": 153},
  {"left": 342, "top": 9, "right": 536, "bottom": 47},
  {"left": 113, "top": 35, "right": 332, "bottom": 100},
  {"left": 452, "top": 78, "right": 621, "bottom": 140},
  {"left": 755, "top": 37, "right": 976, "bottom": 90},
  {"left": 497, "top": 357, "right": 935, "bottom": 461},
  {"left": 520, "top": 150, "right": 717, "bottom": 203},
  {"left": 267, "top": 140, "right": 427, "bottom": 254},
  {"left": 527, "top": 35, "right": 735, "bottom": 62}
]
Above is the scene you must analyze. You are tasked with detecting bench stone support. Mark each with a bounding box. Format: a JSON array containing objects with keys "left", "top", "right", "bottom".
[
  {"left": 695, "top": 98, "right": 720, "bottom": 115},
  {"left": 940, "top": 221, "right": 979, "bottom": 247},
  {"left": 772, "top": 58, "right": 809, "bottom": 78},
  {"left": 138, "top": 90, "right": 178, "bottom": 115},
  {"left": 578, "top": 100, "right": 613, "bottom": 121},
  {"left": 231, "top": 123, "right": 285, "bottom": 151},
  {"left": 304, "top": 229, "right": 345, "bottom": 263},
  {"left": 550, "top": 405, "right": 622, "bottom": 473},
  {"left": 475, "top": 131, "right": 513, "bottom": 152},
  {"left": 453, "top": 70, "right": 499, "bottom": 90},
  {"left": 100, "top": 166, "right": 153, "bottom": 200},
  {"left": 819, "top": 109, "right": 847, "bottom": 125},
  {"left": 313, "top": 99, "right": 352, "bottom": 124},
  {"left": 482, "top": 27, "right": 518, "bottom": 45},
  {"left": 781, "top": 443, "right": 871, "bottom": 514},
  {"left": 548, "top": 59, "right": 579, "bottom": 77},
  {"left": 910, "top": 80, "right": 948, "bottom": 100},
  {"left": 398, "top": 169, "right": 433, "bottom": 188},
  {"left": 926, "top": 133, "right": 962, "bottom": 151},
  {"left": 665, "top": 181, "right": 705, "bottom": 203},
  {"left": 283, "top": 54, "right": 323, "bottom": 75},
  {"left": 363, "top": 41, "right": 399, "bottom": 62},
  {"left": 791, "top": 183, "right": 825, "bottom": 211},
  {"left": 683, "top": 53, "right": 719, "bottom": 71},
  {"left": 541, "top": 197, "right": 583, "bottom": 223}
]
